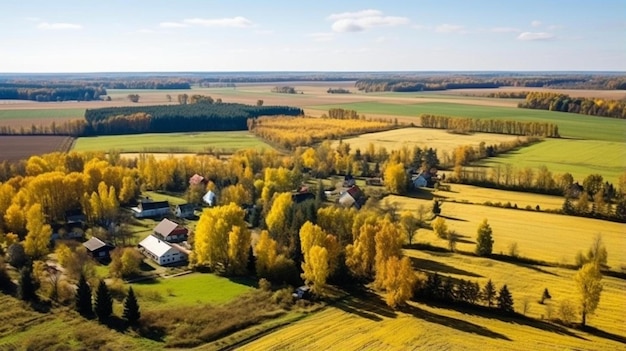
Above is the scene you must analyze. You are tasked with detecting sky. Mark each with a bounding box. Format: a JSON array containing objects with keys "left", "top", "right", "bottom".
[{"left": 1, "top": 0, "right": 625, "bottom": 72}]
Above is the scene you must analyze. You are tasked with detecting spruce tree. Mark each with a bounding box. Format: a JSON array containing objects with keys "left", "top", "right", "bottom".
[
  {"left": 75, "top": 274, "right": 93, "bottom": 317},
  {"left": 18, "top": 264, "right": 36, "bottom": 301},
  {"left": 247, "top": 246, "right": 256, "bottom": 275},
  {"left": 94, "top": 280, "right": 113, "bottom": 322},
  {"left": 475, "top": 219, "right": 494, "bottom": 256},
  {"left": 482, "top": 279, "right": 497, "bottom": 307},
  {"left": 123, "top": 287, "right": 140, "bottom": 325},
  {"left": 497, "top": 284, "right": 515, "bottom": 313}
]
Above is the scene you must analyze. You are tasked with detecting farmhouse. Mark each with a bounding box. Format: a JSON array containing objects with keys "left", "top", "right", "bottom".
[
  {"left": 138, "top": 234, "right": 188, "bottom": 266},
  {"left": 83, "top": 237, "right": 115, "bottom": 260},
  {"left": 131, "top": 200, "right": 170, "bottom": 218},
  {"left": 338, "top": 185, "right": 366, "bottom": 209},
  {"left": 175, "top": 203, "right": 195, "bottom": 219},
  {"left": 153, "top": 218, "right": 188, "bottom": 243}
]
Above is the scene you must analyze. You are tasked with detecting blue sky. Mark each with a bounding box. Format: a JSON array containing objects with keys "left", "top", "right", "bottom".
[{"left": 1, "top": 0, "right": 625, "bottom": 72}]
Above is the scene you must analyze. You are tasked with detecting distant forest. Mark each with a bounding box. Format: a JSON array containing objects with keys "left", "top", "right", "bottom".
[
  {"left": 84, "top": 103, "right": 303, "bottom": 135},
  {"left": 519, "top": 92, "right": 626, "bottom": 119},
  {"left": 355, "top": 75, "right": 626, "bottom": 92}
]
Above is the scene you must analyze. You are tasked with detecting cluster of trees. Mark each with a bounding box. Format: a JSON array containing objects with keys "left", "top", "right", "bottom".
[
  {"left": 326, "top": 88, "right": 351, "bottom": 94},
  {"left": 485, "top": 91, "right": 529, "bottom": 98},
  {"left": 0, "top": 85, "right": 106, "bottom": 101},
  {"left": 75, "top": 275, "right": 140, "bottom": 325},
  {"left": 0, "top": 120, "right": 87, "bottom": 136},
  {"left": 271, "top": 86, "right": 297, "bottom": 94},
  {"left": 355, "top": 79, "right": 499, "bottom": 92},
  {"left": 420, "top": 114, "right": 560, "bottom": 138},
  {"left": 416, "top": 274, "right": 514, "bottom": 313},
  {"left": 249, "top": 115, "right": 392, "bottom": 150},
  {"left": 104, "top": 80, "right": 190, "bottom": 89},
  {"left": 519, "top": 92, "right": 626, "bottom": 119},
  {"left": 83, "top": 103, "right": 303, "bottom": 136}
]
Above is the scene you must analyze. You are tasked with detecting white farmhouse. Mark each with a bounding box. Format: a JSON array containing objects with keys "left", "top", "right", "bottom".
[{"left": 138, "top": 234, "right": 188, "bottom": 266}]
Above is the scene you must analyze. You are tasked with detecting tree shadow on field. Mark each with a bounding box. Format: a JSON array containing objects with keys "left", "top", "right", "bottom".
[
  {"left": 334, "top": 288, "right": 397, "bottom": 321},
  {"left": 401, "top": 304, "right": 511, "bottom": 341},
  {"left": 581, "top": 326, "right": 626, "bottom": 344},
  {"left": 438, "top": 215, "right": 468, "bottom": 222},
  {"left": 409, "top": 256, "right": 483, "bottom": 278}
]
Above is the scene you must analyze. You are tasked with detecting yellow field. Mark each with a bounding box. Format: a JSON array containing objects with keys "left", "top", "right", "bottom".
[
  {"left": 385, "top": 195, "right": 626, "bottom": 269},
  {"left": 432, "top": 183, "right": 566, "bottom": 211},
  {"left": 243, "top": 263, "right": 626, "bottom": 350},
  {"left": 333, "top": 128, "right": 523, "bottom": 156}
]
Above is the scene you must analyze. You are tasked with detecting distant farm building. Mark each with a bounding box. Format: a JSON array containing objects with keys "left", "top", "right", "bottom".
[
  {"left": 131, "top": 200, "right": 170, "bottom": 218},
  {"left": 338, "top": 185, "right": 367, "bottom": 209}
]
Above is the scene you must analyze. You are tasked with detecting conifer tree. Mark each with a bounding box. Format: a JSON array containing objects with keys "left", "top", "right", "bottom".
[
  {"left": 94, "top": 280, "right": 113, "bottom": 322},
  {"left": 18, "top": 264, "right": 37, "bottom": 301},
  {"left": 75, "top": 274, "right": 93, "bottom": 317},
  {"left": 123, "top": 287, "right": 140, "bottom": 326},
  {"left": 482, "top": 279, "right": 497, "bottom": 307},
  {"left": 497, "top": 284, "right": 515, "bottom": 313}
]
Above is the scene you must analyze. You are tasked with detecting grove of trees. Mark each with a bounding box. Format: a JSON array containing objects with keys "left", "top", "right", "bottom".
[{"left": 519, "top": 92, "right": 626, "bottom": 119}]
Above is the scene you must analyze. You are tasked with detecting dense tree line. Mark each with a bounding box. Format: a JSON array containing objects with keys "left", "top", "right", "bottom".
[
  {"left": 83, "top": 103, "right": 303, "bottom": 135},
  {"left": 519, "top": 92, "right": 626, "bottom": 119},
  {"left": 327, "top": 88, "right": 351, "bottom": 94},
  {"left": 485, "top": 91, "right": 529, "bottom": 98},
  {"left": 0, "top": 86, "right": 106, "bottom": 101},
  {"left": 271, "top": 86, "right": 297, "bottom": 94},
  {"left": 355, "top": 75, "right": 626, "bottom": 92},
  {"left": 420, "top": 114, "right": 560, "bottom": 137},
  {"left": 104, "top": 80, "right": 190, "bottom": 89}
]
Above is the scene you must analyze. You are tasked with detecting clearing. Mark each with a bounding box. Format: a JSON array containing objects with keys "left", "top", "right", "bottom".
[{"left": 333, "top": 127, "right": 523, "bottom": 156}]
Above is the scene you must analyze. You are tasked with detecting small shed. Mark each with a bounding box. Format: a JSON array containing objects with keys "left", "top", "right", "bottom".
[
  {"left": 83, "top": 237, "right": 115, "bottom": 260},
  {"left": 203, "top": 190, "right": 217, "bottom": 207},
  {"left": 175, "top": 203, "right": 195, "bottom": 219}
]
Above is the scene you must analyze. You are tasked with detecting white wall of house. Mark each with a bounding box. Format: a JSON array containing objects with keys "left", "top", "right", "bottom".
[{"left": 157, "top": 248, "right": 187, "bottom": 265}]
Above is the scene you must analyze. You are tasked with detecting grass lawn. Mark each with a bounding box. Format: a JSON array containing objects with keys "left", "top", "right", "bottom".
[
  {"left": 130, "top": 273, "right": 255, "bottom": 309},
  {"left": 385, "top": 195, "right": 626, "bottom": 270},
  {"left": 73, "top": 131, "right": 272, "bottom": 153},
  {"left": 308, "top": 102, "right": 626, "bottom": 142},
  {"left": 474, "top": 139, "right": 626, "bottom": 185},
  {"left": 0, "top": 108, "right": 85, "bottom": 120}
]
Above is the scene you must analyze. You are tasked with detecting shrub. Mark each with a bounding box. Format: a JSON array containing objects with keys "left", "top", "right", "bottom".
[
  {"left": 259, "top": 278, "right": 272, "bottom": 291},
  {"left": 559, "top": 299, "right": 577, "bottom": 325}
]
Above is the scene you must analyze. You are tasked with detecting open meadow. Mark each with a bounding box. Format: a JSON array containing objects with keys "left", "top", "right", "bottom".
[
  {"left": 242, "top": 255, "right": 626, "bottom": 351},
  {"left": 385, "top": 195, "right": 626, "bottom": 270},
  {"left": 474, "top": 139, "right": 626, "bottom": 184},
  {"left": 333, "top": 127, "right": 523, "bottom": 156},
  {"left": 73, "top": 131, "right": 272, "bottom": 154},
  {"left": 308, "top": 101, "right": 626, "bottom": 142}
]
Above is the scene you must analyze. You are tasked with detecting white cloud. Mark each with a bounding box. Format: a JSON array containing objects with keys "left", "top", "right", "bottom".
[
  {"left": 183, "top": 16, "right": 253, "bottom": 28},
  {"left": 309, "top": 32, "right": 334, "bottom": 42},
  {"left": 531, "top": 20, "right": 542, "bottom": 27},
  {"left": 327, "top": 9, "right": 409, "bottom": 32},
  {"left": 491, "top": 27, "right": 520, "bottom": 33},
  {"left": 435, "top": 24, "right": 465, "bottom": 33},
  {"left": 517, "top": 32, "right": 554, "bottom": 41},
  {"left": 37, "top": 22, "right": 82, "bottom": 30},
  {"left": 160, "top": 22, "right": 188, "bottom": 28}
]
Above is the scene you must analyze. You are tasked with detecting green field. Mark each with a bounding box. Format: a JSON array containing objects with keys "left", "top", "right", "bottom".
[
  {"left": 131, "top": 273, "right": 254, "bottom": 309},
  {"left": 475, "top": 139, "right": 626, "bottom": 184},
  {"left": 0, "top": 108, "right": 86, "bottom": 121},
  {"left": 73, "top": 131, "right": 272, "bottom": 153},
  {"left": 309, "top": 102, "right": 626, "bottom": 142}
]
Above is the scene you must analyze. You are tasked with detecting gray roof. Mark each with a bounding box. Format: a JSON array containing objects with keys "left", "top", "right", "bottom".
[
  {"left": 154, "top": 218, "right": 179, "bottom": 236},
  {"left": 139, "top": 234, "right": 177, "bottom": 258},
  {"left": 83, "top": 237, "right": 108, "bottom": 251},
  {"left": 177, "top": 203, "right": 195, "bottom": 211}
]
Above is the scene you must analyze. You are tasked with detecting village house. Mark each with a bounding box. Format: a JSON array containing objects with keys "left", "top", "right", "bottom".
[
  {"left": 83, "top": 237, "right": 115, "bottom": 260},
  {"left": 203, "top": 190, "right": 217, "bottom": 207},
  {"left": 153, "top": 218, "right": 189, "bottom": 243},
  {"left": 175, "top": 203, "right": 195, "bottom": 219},
  {"left": 189, "top": 173, "right": 206, "bottom": 186},
  {"left": 131, "top": 200, "right": 170, "bottom": 218},
  {"left": 338, "top": 185, "right": 367, "bottom": 209},
  {"left": 138, "top": 234, "right": 188, "bottom": 266}
]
